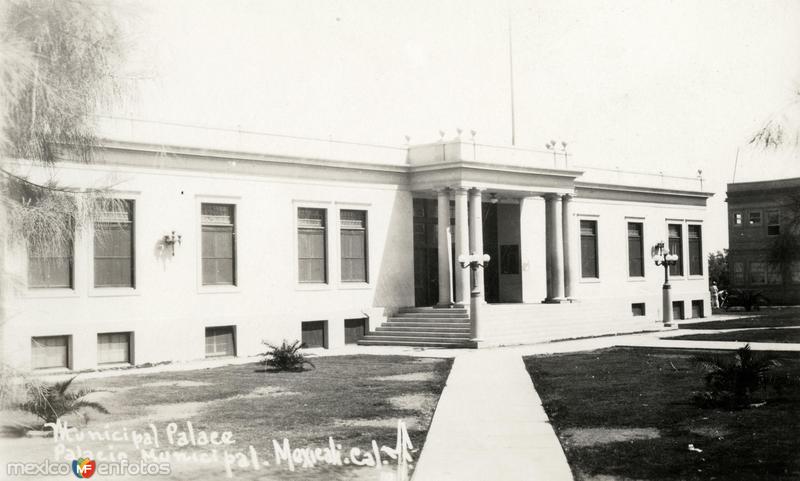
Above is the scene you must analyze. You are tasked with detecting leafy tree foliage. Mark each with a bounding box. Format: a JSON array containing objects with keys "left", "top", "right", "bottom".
[{"left": 708, "top": 249, "right": 729, "bottom": 288}]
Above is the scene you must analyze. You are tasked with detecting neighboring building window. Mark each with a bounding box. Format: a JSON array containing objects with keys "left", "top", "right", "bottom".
[
  {"left": 97, "top": 332, "right": 131, "bottom": 364},
  {"left": 767, "top": 263, "right": 782, "bottom": 285},
  {"left": 205, "top": 326, "right": 236, "bottom": 357},
  {"left": 298, "top": 208, "right": 327, "bottom": 283},
  {"left": 733, "top": 262, "right": 745, "bottom": 284},
  {"left": 94, "top": 200, "right": 134, "bottom": 288},
  {"left": 201, "top": 203, "right": 236, "bottom": 285},
  {"left": 31, "top": 336, "right": 69, "bottom": 369},
  {"left": 791, "top": 261, "right": 800, "bottom": 284},
  {"left": 668, "top": 224, "right": 683, "bottom": 276},
  {"left": 766, "top": 210, "right": 780, "bottom": 236},
  {"left": 688, "top": 225, "right": 703, "bottom": 276},
  {"left": 580, "top": 220, "right": 598, "bottom": 278},
  {"left": 627, "top": 222, "right": 644, "bottom": 277},
  {"left": 340, "top": 210, "right": 367, "bottom": 282},
  {"left": 28, "top": 237, "right": 73, "bottom": 289},
  {"left": 748, "top": 211, "right": 762, "bottom": 226},
  {"left": 631, "top": 303, "right": 646, "bottom": 316},
  {"left": 733, "top": 212, "right": 743, "bottom": 226},
  {"left": 750, "top": 262, "right": 766, "bottom": 285}
]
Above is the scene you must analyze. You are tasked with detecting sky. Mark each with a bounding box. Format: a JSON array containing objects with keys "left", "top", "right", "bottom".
[{"left": 107, "top": 0, "right": 800, "bottom": 251}]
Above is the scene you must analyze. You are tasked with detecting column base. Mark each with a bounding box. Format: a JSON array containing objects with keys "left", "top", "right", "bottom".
[
  {"left": 542, "top": 297, "right": 569, "bottom": 304},
  {"left": 435, "top": 302, "right": 453, "bottom": 309}
]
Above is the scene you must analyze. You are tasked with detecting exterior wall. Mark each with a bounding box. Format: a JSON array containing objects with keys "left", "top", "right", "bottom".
[
  {"left": 570, "top": 194, "right": 710, "bottom": 322},
  {"left": 2, "top": 157, "right": 414, "bottom": 370},
  {"left": 727, "top": 178, "right": 800, "bottom": 304}
]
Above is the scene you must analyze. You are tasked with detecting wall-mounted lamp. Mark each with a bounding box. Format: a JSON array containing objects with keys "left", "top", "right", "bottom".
[
  {"left": 489, "top": 193, "right": 499, "bottom": 204},
  {"left": 163, "top": 231, "right": 182, "bottom": 256}
]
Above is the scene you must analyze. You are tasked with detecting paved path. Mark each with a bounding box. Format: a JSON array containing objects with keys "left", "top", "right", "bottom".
[{"left": 412, "top": 349, "right": 574, "bottom": 481}]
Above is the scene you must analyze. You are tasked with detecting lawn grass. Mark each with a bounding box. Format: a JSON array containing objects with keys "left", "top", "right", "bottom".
[
  {"left": 671, "top": 328, "right": 800, "bottom": 344},
  {"left": 0, "top": 355, "right": 453, "bottom": 480},
  {"left": 524, "top": 347, "right": 800, "bottom": 481},
  {"left": 686, "top": 308, "right": 800, "bottom": 330}
]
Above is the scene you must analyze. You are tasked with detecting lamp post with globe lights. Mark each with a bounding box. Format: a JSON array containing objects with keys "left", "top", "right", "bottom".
[
  {"left": 652, "top": 242, "right": 680, "bottom": 325},
  {"left": 458, "top": 253, "right": 491, "bottom": 343}
]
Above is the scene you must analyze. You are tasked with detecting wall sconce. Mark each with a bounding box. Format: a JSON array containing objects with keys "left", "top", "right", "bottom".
[{"left": 163, "top": 231, "right": 182, "bottom": 256}]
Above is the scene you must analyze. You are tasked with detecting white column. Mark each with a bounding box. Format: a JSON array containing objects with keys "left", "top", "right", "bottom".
[
  {"left": 436, "top": 188, "right": 452, "bottom": 307},
  {"left": 454, "top": 187, "right": 470, "bottom": 307},
  {"left": 469, "top": 188, "right": 485, "bottom": 304},
  {"left": 545, "top": 193, "right": 565, "bottom": 301},
  {"left": 562, "top": 193, "right": 577, "bottom": 300}
]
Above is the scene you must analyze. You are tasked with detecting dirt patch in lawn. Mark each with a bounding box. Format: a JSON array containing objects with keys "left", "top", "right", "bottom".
[
  {"left": 231, "top": 385, "right": 300, "bottom": 399},
  {"left": 145, "top": 401, "right": 206, "bottom": 421},
  {"left": 372, "top": 372, "right": 437, "bottom": 382},
  {"left": 141, "top": 380, "right": 212, "bottom": 388},
  {"left": 388, "top": 393, "right": 436, "bottom": 411},
  {"left": 562, "top": 427, "right": 661, "bottom": 447}
]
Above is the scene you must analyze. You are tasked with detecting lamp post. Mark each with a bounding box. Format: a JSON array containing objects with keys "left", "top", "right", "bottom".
[
  {"left": 458, "top": 252, "right": 491, "bottom": 343},
  {"left": 652, "top": 242, "right": 679, "bottom": 325}
]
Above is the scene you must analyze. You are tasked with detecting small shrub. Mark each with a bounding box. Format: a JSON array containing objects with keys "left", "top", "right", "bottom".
[
  {"left": 692, "top": 344, "right": 778, "bottom": 409},
  {"left": 259, "top": 340, "right": 315, "bottom": 372},
  {"left": 18, "top": 376, "right": 108, "bottom": 426}
]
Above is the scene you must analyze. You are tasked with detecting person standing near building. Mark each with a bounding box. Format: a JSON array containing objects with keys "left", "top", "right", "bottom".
[{"left": 710, "top": 281, "right": 719, "bottom": 308}]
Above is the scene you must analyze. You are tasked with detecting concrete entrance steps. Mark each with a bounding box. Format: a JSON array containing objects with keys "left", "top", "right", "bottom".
[{"left": 358, "top": 307, "right": 476, "bottom": 348}]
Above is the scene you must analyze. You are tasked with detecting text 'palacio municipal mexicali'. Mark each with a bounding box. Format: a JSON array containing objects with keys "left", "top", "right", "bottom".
[{"left": 2, "top": 122, "right": 714, "bottom": 371}]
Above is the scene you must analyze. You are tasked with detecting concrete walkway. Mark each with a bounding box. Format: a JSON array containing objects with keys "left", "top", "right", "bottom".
[{"left": 412, "top": 349, "right": 573, "bottom": 481}]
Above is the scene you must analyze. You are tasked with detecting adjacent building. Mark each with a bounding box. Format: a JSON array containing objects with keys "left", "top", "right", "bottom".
[
  {"left": 1, "top": 129, "right": 714, "bottom": 371},
  {"left": 727, "top": 177, "right": 800, "bottom": 304}
]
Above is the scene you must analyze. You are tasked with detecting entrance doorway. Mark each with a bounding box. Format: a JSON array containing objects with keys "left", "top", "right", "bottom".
[{"left": 412, "top": 197, "right": 522, "bottom": 306}]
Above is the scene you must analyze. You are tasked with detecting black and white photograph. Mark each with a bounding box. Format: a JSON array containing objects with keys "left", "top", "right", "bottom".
[{"left": 0, "top": 0, "right": 799, "bottom": 479}]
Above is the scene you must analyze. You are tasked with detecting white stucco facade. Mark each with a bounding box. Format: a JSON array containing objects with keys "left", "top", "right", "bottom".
[{"left": 0, "top": 138, "right": 713, "bottom": 369}]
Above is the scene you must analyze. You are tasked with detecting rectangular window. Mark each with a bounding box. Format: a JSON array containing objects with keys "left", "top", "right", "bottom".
[
  {"left": 627, "top": 222, "right": 644, "bottom": 277},
  {"left": 344, "top": 318, "right": 367, "bottom": 344},
  {"left": 688, "top": 225, "right": 703, "bottom": 276},
  {"left": 28, "top": 237, "right": 73, "bottom": 289},
  {"left": 97, "top": 332, "right": 131, "bottom": 364},
  {"left": 205, "top": 326, "right": 236, "bottom": 357},
  {"left": 767, "top": 263, "right": 782, "bottom": 285},
  {"left": 767, "top": 210, "right": 780, "bottom": 236},
  {"left": 298, "top": 208, "right": 327, "bottom": 283},
  {"left": 94, "top": 200, "right": 134, "bottom": 288},
  {"left": 792, "top": 261, "right": 800, "bottom": 284},
  {"left": 31, "top": 336, "right": 69, "bottom": 369},
  {"left": 750, "top": 262, "right": 766, "bottom": 285},
  {"left": 672, "top": 301, "right": 684, "bottom": 320},
  {"left": 748, "top": 211, "right": 762, "bottom": 226},
  {"left": 340, "top": 210, "right": 367, "bottom": 282},
  {"left": 580, "top": 220, "right": 598, "bottom": 278},
  {"left": 733, "top": 212, "right": 743, "bottom": 226},
  {"left": 301, "top": 321, "right": 327, "bottom": 348},
  {"left": 631, "top": 303, "right": 646, "bottom": 316},
  {"left": 733, "top": 262, "right": 745, "bottom": 284},
  {"left": 201, "top": 204, "right": 236, "bottom": 285},
  {"left": 668, "top": 224, "right": 683, "bottom": 276},
  {"left": 691, "top": 300, "right": 704, "bottom": 318}
]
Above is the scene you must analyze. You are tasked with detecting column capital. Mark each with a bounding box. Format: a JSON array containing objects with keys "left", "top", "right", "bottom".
[
  {"left": 435, "top": 187, "right": 451, "bottom": 195},
  {"left": 543, "top": 192, "right": 561, "bottom": 201},
  {"left": 562, "top": 192, "right": 576, "bottom": 201},
  {"left": 453, "top": 186, "right": 470, "bottom": 195},
  {"left": 469, "top": 187, "right": 484, "bottom": 194}
]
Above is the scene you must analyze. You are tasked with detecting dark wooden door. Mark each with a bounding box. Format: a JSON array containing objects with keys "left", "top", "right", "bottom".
[
  {"left": 483, "top": 203, "right": 500, "bottom": 303},
  {"left": 344, "top": 318, "right": 367, "bottom": 344},
  {"left": 301, "top": 321, "right": 327, "bottom": 348},
  {"left": 413, "top": 199, "right": 439, "bottom": 307}
]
